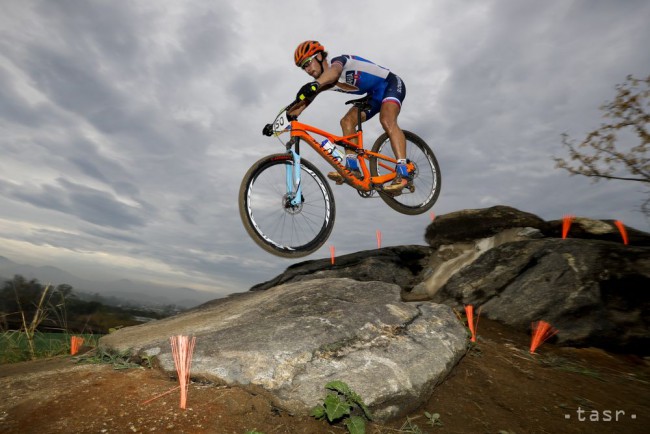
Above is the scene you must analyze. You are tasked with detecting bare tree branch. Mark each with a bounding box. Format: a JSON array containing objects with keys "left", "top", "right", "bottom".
[{"left": 554, "top": 75, "right": 650, "bottom": 216}]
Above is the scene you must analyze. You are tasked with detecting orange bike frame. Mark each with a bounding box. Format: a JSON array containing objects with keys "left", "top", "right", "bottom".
[{"left": 288, "top": 120, "right": 410, "bottom": 192}]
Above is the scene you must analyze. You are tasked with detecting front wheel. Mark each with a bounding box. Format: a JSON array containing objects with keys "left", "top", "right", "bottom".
[
  {"left": 369, "top": 130, "right": 441, "bottom": 215},
  {"left": 239, "top": 154, "right": 336, "bottom": 258}
]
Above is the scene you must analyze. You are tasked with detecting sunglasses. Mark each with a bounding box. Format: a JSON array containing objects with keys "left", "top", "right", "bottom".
[{"left": 300, "top": 54, "right": 317, "bottom": 69}]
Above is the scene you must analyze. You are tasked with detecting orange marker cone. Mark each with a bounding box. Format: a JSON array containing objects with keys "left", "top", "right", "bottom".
[
  {"left": 562, "top": 215, "right": 575, "bottom": 239},
  {"left": 170, "top": 335, "right": 196, "bottom": 409},
  {"left": 530, "top": 321, "right": 558, "bottom": 354},
  {"left": 330, "top": 245, "right": 335, "bottom": 265},
  {"left": 464, "top": 305, "right": 480, "bottom": 342},
  {"left": 614, "top": 220, "right": 629, "bottom": 245}
]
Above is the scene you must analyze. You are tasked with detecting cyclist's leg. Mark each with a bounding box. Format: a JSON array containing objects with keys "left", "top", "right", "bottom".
[
  {"left": 340, "top": 106, "right": 366, "bottom": 148},
  {"left": 328, "top": 106, "right": 368, "bottom": 183},
  {"left": 379, "top": 73, "right": 407, "bottom": 161},
  {"left": 380, "top": 73, "right": 410, "bottom": 193},
  {"left": 379, "top": 101, "right": 406, "bottom": 161}
]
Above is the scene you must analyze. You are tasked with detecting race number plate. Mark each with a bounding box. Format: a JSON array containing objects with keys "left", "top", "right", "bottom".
[{"left": 273, "top": 111, "right": 292, "bottom": 135}]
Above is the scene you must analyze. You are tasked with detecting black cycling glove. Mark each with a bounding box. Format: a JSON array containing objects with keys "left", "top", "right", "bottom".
[{"left": 296, "top": 81, "right": 320, "bottom": 101}]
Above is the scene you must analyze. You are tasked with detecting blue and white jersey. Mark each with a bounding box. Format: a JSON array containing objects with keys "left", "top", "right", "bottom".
[{"left": 329, "top": 55, "right": 391, "bottom": 95}]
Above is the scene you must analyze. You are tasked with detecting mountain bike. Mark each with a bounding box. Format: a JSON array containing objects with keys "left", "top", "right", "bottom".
[{"left": 239, "top": 97, "right": 441, "bottom": 258}]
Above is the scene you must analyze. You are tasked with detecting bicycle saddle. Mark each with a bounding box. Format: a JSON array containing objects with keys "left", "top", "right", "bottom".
[{"left": 345, "top": 95, "right": 371, "bottom": 110}]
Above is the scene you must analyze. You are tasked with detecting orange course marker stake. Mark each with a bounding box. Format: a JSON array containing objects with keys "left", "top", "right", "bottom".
[
  {"left": 70, "top": 336, "right": 84, "bottom": 355},
  {"left": 614, "top": 220, "right": 629, "bottom": 245},
  {"left": 430, "top": 212, "right": 436, "bottom": 221},
  {"left": 562, "top": 214, "right": 575, "bottom": 239},
  {"left": 530, "top": 321, "right": 558, "bottom": 354},
  {"left": 464, "top": 305, "right": 481, "bottom": 343},
  {"left": 376, "top": 230, "right": 382, "bottom": 249},
  {"left": 330, "top": 245, "right": 336, "bottom": 265},
  {"left": 170, "top": 335, "right": 197, "bottom": 409}
]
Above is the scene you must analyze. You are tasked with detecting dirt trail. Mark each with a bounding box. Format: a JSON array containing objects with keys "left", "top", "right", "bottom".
[{"left": 1, "top": 318, "right": 648, "bottom": 434}]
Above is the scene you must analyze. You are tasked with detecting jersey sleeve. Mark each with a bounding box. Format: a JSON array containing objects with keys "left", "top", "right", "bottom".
[{"left": 330, "top": 55, "right": 348, "bottom": 68}]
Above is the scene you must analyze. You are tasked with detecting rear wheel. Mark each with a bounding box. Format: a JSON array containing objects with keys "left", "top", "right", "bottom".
[
  {"left": 239, "top": 154, "right": 336, "bottom": 258},
  {"left": 369, "top": 130, "right": 441, "bottom": 215}
]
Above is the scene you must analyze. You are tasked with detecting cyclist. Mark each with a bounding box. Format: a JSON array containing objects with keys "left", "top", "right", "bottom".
[{"left": 264, "top": 40, "right": 410, "bottom": 194}]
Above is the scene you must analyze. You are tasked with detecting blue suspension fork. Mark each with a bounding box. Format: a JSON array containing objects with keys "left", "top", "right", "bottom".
[{"left": 285, "top": 149, "right": 303, "bottom": 206}]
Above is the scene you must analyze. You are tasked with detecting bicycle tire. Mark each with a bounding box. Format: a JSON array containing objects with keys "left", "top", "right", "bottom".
[
  {"left": 369, "top": 130, "right": 441, "bottom": 215},
  {"left": 239, "top": 153, "right": 336, "bottom": 258}
]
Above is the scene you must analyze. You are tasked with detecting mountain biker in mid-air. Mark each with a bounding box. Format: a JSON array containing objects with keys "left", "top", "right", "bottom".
[{"left": 263, "top": 40, "right": 410, "bottom": 194}]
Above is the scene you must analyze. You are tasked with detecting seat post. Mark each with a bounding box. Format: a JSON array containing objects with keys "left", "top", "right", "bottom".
[{"left": 356, "top": 106, "right": 363, "bottom": 132}]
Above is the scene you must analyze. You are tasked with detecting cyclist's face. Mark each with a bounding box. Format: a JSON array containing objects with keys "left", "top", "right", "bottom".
[{"left": 303, "top": 54, "right": 322, "bottom": 78}]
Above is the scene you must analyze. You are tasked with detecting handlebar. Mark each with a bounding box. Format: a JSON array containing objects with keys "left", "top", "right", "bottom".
[{"left": 268, "top": 94, "right": 370, "bottom": 137}]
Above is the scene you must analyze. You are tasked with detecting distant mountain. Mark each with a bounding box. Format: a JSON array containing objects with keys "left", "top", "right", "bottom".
[{"left": 0, "top": 256, "right": 217, "bottom": 309}]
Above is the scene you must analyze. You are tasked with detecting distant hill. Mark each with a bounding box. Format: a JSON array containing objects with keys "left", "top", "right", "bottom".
[{"left": 0, "top": 256, "right": 216, "bottom": 309}]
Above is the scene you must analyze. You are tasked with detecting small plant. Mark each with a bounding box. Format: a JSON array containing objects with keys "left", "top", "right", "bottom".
[
  {"left": 424, "top": 411, "right": 443, "bottom": 427},
  {"left": 399, "top": 415, "right": 423, "bottom": 433},
  {"left": 244, "top": 430, "right": 264, "bottom": 434},
  {"left": 76, "top": 346, "right": 143, "bottom": 370},
  {"left": 311, "top": 380, "right": 373, "bottom": 434}
]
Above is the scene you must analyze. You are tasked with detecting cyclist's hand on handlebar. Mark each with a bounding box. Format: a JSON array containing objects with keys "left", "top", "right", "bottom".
[
  {"left": 296, "top": 81, "right": 320, "bottom": 101},
  {"left": 262, "top": 123, "right": 273, "bottom": 136}
]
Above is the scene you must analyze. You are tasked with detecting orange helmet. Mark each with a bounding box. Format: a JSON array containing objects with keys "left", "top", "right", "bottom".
[{"left": 294, "top": 40, "right": 325, "bottom": 67}]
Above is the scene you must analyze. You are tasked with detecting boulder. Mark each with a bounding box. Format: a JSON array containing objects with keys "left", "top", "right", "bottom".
[
  {"left": 100, "top": 278, "right": 468, "bottom": 421},
  {"left": 424, "top": 205, "right": 548, "bottom": 249},
  {"left": 250, "top": 206, "right": 650, "bottom": 354},
  {"left": 405, "top": 226, "right": 544, "bottom": 301},
  {"left": 431, "top": 238, "right": 650, "bottom": 354},
  {"left": 251, "top": 245, "right": 432, "bottom": 292}
]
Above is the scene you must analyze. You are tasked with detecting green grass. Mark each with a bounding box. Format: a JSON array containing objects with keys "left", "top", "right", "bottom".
[
  {"left": 0, "top": 331, "right": 101, "bottom": 364},
  {"left": 539, "top": 355, "right": 603, "bottom": 380}
]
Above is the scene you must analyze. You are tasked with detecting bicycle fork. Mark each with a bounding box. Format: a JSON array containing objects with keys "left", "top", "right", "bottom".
[{"left": 285, "top": 150, "right": 303, "bottom": 207}]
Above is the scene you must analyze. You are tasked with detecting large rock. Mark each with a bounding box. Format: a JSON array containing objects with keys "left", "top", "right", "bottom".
[
  {"left": 100, "top": 278, "right": 467, "bottom": 421},
  {"left": 431, "top": 238, "right": 650, "bottom": 354},
  {"left": 248, "top": 206, "right": 650, "bottom": 354},
  {"left": 251, "top": 245, "right": 431, "bottom": 292},
  {"left": 424, "top": 205, "right": 548, "bottom": 249},
  {"left": 405, "top": 226, "right": 544, "bottom": 301}
]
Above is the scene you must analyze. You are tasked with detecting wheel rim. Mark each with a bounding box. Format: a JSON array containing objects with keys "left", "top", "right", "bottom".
[
  {"left": 374, "top": 137, "right": 439, "bottom": 209},
  {"left": 245, "top": 161, "right": 333, "bottom": 253}
]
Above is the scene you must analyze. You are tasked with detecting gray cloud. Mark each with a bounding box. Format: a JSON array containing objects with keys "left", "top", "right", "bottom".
[
  {"left": 0, "top": 0, "right": 648, "bottom": 298},
  {"left": 8, "top": 178, "right": 148, "bottom": 229}
]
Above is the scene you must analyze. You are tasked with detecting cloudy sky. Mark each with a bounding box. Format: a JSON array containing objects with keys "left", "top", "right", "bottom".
[{"left": 1, "top": 0, "right": 648, "bottom": 298}]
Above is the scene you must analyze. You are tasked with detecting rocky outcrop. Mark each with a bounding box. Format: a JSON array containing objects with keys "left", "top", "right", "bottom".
[
  {"left": 250, "top": 245, "right": 431, "bottom": 292},
  {"left": 418, "top": 206, "right": 650, "bottom": 353},
  {"left": 424, "top": 206, "right": 548, "bottom": 249},
  {"left": 430, "top": 238, "right": 650, "bottom": 353},
  {"left": 406, "top": 226, "right": 544, "bottom": 302},
  {"left": 425, "top": 205, "right": 650, "bottom": 247},
  {"left": 100, "top": 279, "right": 467, "bottom": 421},
  {"left": 254, "top": 206, "right": 650, "bottom": 354},
  {"left": 99, "top": 204, "right": 649, "bottom": 423}
]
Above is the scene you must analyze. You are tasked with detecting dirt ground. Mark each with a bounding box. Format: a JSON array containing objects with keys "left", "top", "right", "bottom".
[{"left": 1, "top": 318, "right": 648, "bottom": 434}]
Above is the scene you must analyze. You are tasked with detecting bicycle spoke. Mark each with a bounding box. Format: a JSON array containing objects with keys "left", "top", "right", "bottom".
[
  {"left": 370, "top": 131, "right": 441, "bottom": 215},
  {"left": 239, "top": 155, "right": 335, "bottom": 257}
]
